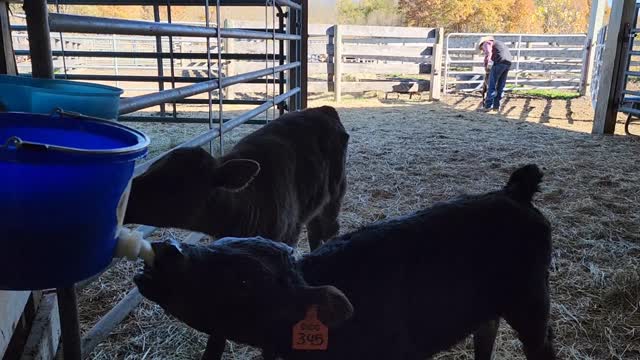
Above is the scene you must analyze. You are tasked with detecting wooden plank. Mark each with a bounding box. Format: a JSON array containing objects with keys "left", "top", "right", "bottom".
[
  {"left": 19, "top": 294, "right": 61, "bottom": 360},
  {"left": 309, "top": 80, "right": 430, "bottom": 93},
  {"left": 0, "top": 3, "right": 17, "bottom": 75},
  {"left": 430, "top": 28, "right": 444, "bottom": 101},
  {"left": 301, "top": 0, "right": 308, "bottom": 109},
  {"left": 593, "top": 0, "right": 637, "bottom": 134},
  {"left": 334, "top": 25, "right": 342, "bottom": 102},
  {"left": 583, "top": 0, "right": 606, "bottom": 95},
  {"left": 0, "top": 291, "right": 31, "bottom": 357},
  {"left": 341, "top": 25, "right": 436, "bottom": 39},
  {"left": 340, "top": 44, "right": 433, "bottom": 58},
  {"left": 343, "top": 37, "right": 436, "bottom": 45},
  {"left": 308, "top": 62, "right": 426, "bottom": 75}
]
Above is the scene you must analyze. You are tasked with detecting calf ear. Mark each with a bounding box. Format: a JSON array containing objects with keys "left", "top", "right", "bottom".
[
  {"left": 300, "top": 285, "right": 354, "bottom": 327},
  {"left": 211, "top": 159, "right": 261, "bottom": 192}
]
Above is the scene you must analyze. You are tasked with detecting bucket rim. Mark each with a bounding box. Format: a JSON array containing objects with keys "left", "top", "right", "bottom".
[
  {"left": 0, "top": 74, "right": 124, "bottom": 96},
  {"left": 0, "top": 110, "right": 149, "bottom": 156}
]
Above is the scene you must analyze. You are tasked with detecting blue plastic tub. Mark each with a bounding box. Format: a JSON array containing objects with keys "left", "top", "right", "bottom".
[
  {"left": 0, "top": 75, "right": 123, "bottom": 120},
  {"left": 0, "top": 111, "right": 149, "bottom": 290}
]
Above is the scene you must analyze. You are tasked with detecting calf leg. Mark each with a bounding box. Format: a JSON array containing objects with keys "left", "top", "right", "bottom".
[
  {"left": 503, "top": 281, "right": 556, "bottom": 360},
  {"left": 473, "top": 320, "right": 499, "bottom": 360},
  {"left": 201, "top": 335, "right": 226, "bottom": 360},
  {"left": 307, "top": 179, "right": 346, "bottom": 250},
  {"left": 307, "top": 197, "right": 343, "bottom": 251},
  {"left": 307, "top": 212, "right": 339, "bottom": 251}
]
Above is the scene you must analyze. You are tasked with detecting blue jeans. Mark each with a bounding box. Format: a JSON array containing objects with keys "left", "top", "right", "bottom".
[{"left": 484, "top": 62, "right": 510, "bottom": 110}]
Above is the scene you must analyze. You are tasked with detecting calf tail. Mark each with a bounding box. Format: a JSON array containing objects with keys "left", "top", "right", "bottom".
[{"left": 504, "top": 164, "right": 543, "bottom": 203}]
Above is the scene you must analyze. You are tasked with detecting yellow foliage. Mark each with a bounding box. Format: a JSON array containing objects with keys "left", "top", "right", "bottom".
[{"left": 398, "top": 0, "right": 592, "bottom": 34}]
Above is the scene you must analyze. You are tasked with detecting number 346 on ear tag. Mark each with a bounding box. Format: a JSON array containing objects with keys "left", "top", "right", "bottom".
[{"left": 292, "top": 305, "right": 328, "bottom": 351}]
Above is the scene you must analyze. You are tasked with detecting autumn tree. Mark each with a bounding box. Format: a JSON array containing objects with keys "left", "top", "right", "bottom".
[
  {"left": 505, "top": 0, "right": 543, "bottom": 33},
  {"left": 535, "top": 0, "right": 590, "bottom": 33},
  {"left": 338, "top": 0, "right": 402, "bottom": 26},
  {"left": 397, "top": 0, "right": 592, "bottom": 34}
]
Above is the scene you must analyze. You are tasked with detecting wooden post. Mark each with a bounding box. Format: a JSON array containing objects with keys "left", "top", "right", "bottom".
[
  {"left": 300, "top": 0, "right": 309, "bottom": 109},
  {"left": 24, "top": 0, "right": 53, "bottom": 78},
  {"left": 429, "top": 27, "right": 444, "bottom": 101},
  {"left": 0, "top": 3, "right": 16, "bottom": 75},
  {"left": 0, "top": 291, "right": 31, "bottom": 357},
  {"left": 153, "top": 2, "right": 166, "bottom": 115},
  {"left": 19, "top": 294, "right": 61, "bottom": 360},
  {"left": 224, "top": 19, "right": 235, "bottom": 100},
  {"left": 287, "top": 8, "right": 300, "bottom": 111},
  {"left": 333, "top": 24, "right": 342, "bottom": 103},
  {"left": 56, "top": 288, "right": 81, "bottom": 360},
  {"left": 592, "top": 0, "right": 637, "bottom": 135},
  {"left": 582, "top": 0, "right": 606, "bottom": 96}
]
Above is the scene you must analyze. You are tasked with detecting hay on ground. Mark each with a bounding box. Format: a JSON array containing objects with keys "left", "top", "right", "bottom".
[{"left": 79, "top": 94, "right": 640, "bottom": 359}]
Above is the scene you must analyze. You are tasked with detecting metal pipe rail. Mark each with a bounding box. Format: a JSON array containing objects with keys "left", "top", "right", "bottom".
[
  {"left": 14, "top": 49, "right": 285, "bottom": 61},
  {"left": 132, "top": 86, "right": 299, "bottom": 176},
  {"left": 119, "top": 61, "right": 299, "bottom": 114},
  {"left": 49, "top": 13, "right": 301, "bottom": 40}
]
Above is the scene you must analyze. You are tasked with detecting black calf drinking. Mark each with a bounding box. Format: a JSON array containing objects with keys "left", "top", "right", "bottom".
[
  {"left": 134, "top": 164, "right": 556, "bottom": 360},
  {"left": 125, "top": 105, "right": 349, "bottom": 250}
]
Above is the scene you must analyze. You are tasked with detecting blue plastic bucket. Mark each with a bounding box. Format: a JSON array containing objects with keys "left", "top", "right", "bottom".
[
  {"left": 0, "top": 111, "right": 149, "bottom": 290},
  {"left": 0, "top": 75, "right": 123, "bottom": 120}
]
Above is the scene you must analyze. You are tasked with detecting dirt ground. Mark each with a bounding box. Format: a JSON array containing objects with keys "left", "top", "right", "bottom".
[{"left": 78, "top": 92, "right": 640, "bottom": 359}]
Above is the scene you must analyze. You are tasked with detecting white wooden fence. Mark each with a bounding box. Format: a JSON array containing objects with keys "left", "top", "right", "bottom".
[{"left": 305, "top": 24, "right": 442, "bottom": 100}]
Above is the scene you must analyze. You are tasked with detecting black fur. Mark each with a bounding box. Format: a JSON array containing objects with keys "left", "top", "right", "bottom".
[{"left": 135, "top": 164, "right": 555, "bottom": 360}]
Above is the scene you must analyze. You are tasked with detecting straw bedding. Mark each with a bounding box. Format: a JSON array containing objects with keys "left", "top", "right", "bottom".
[{"left": 78, "top": 94, "right": 640, "bottom": 359}]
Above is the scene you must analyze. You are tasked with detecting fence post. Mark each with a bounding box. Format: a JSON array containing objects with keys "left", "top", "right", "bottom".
[
  {"left": 593, "top": 0, "right": 636, "bottom": 134},
  {"left": 0, "top": 3, "right": 17, "bottom": 75},
  {"left": 514, "top": 35, "right": 522, "bottom": 88},
  {"left": 224, "top": 19, "right": 235, "bottom": 100},
  {"left": 582, "top": 0, "right": 606, "bottom": 96},
  {"left": 112, "top": 34, "right": 119, "bottom": 88},
  {"left": 429, "top": 27, "right": 444, "bottom": 101},
  {"left": 333, "top": 24, "right": 342, "bottom": 103}
]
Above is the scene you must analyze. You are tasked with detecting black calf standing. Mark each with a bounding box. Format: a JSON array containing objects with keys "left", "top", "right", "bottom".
[
  {"left": 134, "top": 165, "right": 556, "bottom": 360},
  {"left": 125, "top": 105, "right": 349, "bottom": 250}
]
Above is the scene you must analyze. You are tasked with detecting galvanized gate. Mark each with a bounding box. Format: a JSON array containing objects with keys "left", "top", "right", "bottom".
[
  {"left": 617, "top": 3, "right": 640, "bottom": 134},
  {"left": 443, "top": 33, "right": 587, "bottom": 95}
]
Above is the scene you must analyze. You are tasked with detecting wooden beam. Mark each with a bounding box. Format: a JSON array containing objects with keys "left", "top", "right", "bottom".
[
  {"left": 339, "top": 24, "right": 436, "bottom": 38},
  {"left": 0, "top": 291, "right": 31, "bottom": 357},
  {"left": 593, "top": 0, "right": 637, "bottom": 134},
  {"left": 19, "top": 294, "right": 61, "bottom": 360},
  {"left": 430, "top": 28, "right": 444, "bottom": 101},
  {"left": 23, "top": 0, "right": 53, "bottom": 78},
  {"left": 300, "top": 0, "right": 308, "bottom": 109},
  {"left": 0, "top": 2, "right": 16, "bottom": 75},
  {"left": 582, "top": 0, "right": 606, "bottom": 95},
  {"left": 333, "top": 24, "right": 342, "bottom": 102},
  {"left": 310, "top": 80, "right": 429, "bottom": 93}
]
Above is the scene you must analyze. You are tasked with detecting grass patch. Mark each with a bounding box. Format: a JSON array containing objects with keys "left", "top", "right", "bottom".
[{"left": 512, "top": 88, "right": 580, "bottom": 100}]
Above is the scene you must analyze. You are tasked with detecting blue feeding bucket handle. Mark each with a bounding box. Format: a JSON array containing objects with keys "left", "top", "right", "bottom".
[{"left": 0, "top": 110, "right": 149, "bottom": 290}]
